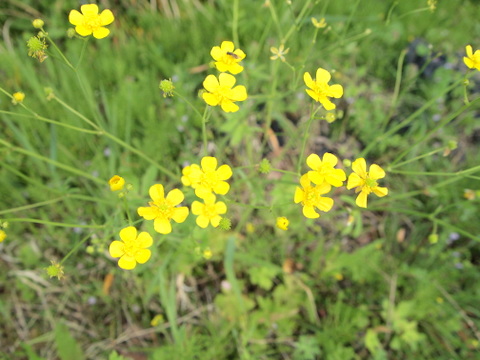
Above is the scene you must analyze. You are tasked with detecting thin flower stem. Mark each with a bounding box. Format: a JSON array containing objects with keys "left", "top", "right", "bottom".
[
  {"left": 267, "top": 1, "right": 284, "bottom": 40},
  {"left": 388, "top": 148, "right": 444, "bottom": 169},
  {"left": 0, "top": 197, "right": 67, "bottom": 215},
  {"left": 201, "top": 106, "right": 209, "bottom": 156},
  {"left": 262, "top": 60, "right": 279, "bottom": 149},
  {"left": 5, "top": 218, "right": 104, "bottom": 229},
  {"left": 123, "top": 196, "right": 132, "bottom": 225},
  {"left": 232, "top": 0, "right": 239, "bottom": 46},
  {"left": 270, "top": 168, "right": 298, "bottom": 176},
  {"left": 61, "top": 232, "right": 94, "bottom": 265},
  {"left": 75, "top": 37, "right": 90, "bottom": 69},
  {"left": 282, "top": 0, "right": 314, "bottom": 44},
  {"left": 389, "top": 164, "right": 480, "bottom": 177},
  {"left": 44, "top": 32, "right": 75, "bottom": 71},
  {"left": 297, "top": 104, "right": 321, "bottom": 174},
  {"left": 173, "top": 90, "right": 205, "bottom": 121},
  {"left": 53, "top": 95, "right": 99, "bottom": 129}
]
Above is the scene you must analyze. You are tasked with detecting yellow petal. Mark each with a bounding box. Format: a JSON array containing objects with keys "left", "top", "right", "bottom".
[
  {"left": 322, "top": 152, "right": 338, "bottom": 166},
  {"left": 328, "top": 84, "right": 343, "bottom": 98},
  {"left": 218, "top": 73, "right": 236, "bottom": 88},
  {"left": 149, "top": 184, "right": 165, "bottom": 202},
  {"left": 356, "top": 191, "right": 368, "bottom": 208},
  {"left": 203, "top": 93, "right": 220, "bottom": 106},
  {"left": 369, "top": 164, "right": 386, "bottom": 180},
  {"left": 233, "top": 49, "right": 246, "bottom": 60},
  {"left": 75, "top": 25, "right": 93, "bottom": 36},
  {"left": 211, "top": 46, "right": 223, "bottom": 61},
  {"left": 93, "top": 27, "right": 110, "bottom": 39},
  {"left": 217, "top": 164, "right": 232, "bottom": 180},
  {"left": 220, "top": 100, "right": 239, "bottom": 112},
  {"left": 137, "top": 232, "right": 153, "bottom": 248},
  {"left": 118, "top": 255, "right": 136, "bottom": 270},
  {"left": 316, "top": 197, "right": 334, "bottom": 212},
  {"left": 303, "top": 72, "right": 314, "bottom": 88},
  {"left": 315, "top": 182, "right": 332, "bottom": 195},
  {"left": 203, "top": 75, "right": 219, "bottom": 93},
  {"left": 196, "top": 215, "right": 210, "bottom": 228},
  {"left": 109, "top": 240, "right": 125, "bottom": 258},
  {"left": 154, "top": 218, "right": 172, "bottom": 234},
  {"left": 119, "top": 226, "right": 137, "bottom": 242},
  {"left": 69, "top": 10, "right": 84, "bottom": 25},
  {"left": 347, "top": 173, "right": 363, "bottom": 190},
  {"left": 191, "top": 201, "right": 203, "bottom": 215},
  {"left": 215, "top": 201, "right": 227, "bottom": 214},
  {"left": 319, "top": 97, "right": 335, "bottom": 110},
  {"left": 303, "top": 205, "right": 319, "bottom": 219},
  {"left": 211, "top": 215, "right": 222, "bottom": 228},
  {"left": 166, "top": 188, "right": 184, "bottom": 206},
  {"left": 201, "top": 156, "right": 218, "bottom": 172},
  {"left": 306, "top": 153, "right": 321, "bottom": 170},
  {"left": 213, "top": 181, "right": 230, "bottom": 195},
  {"left": 466, "top": 45, "right": 473, "bottom": 57},
  {"left": 306, "top": 89, "right": 319, "bottom": 102},
  {"left": 135, "top": 249, "right": 151, "bottom": 264},
  {"left": 221, "top": 41, "right": 235, "bottom": 52},
  {"left": 308, "top": 171, "right": 324, "bottom": 185},
  {"left": 228, "top": 64, "right": 244, "bottom": 75},
  {"left": 172, "top": 206, "right": 189, "bottom": 223},
  {"left": 231, "top": 85, "right": 247, "bottom": 101},
  {"left": 315, "top": 68, "right": 331, "bottom": 83},
  {"left": 351, "top": 158, "right": 367, "bottom": 179},
  {"left": 299, "top": 174, "right": 311, "bottom": 188},
  {"left": 195, "top": 186, "right": 213, "bottom": 199},
  {"left": 294, "top": 187, "right": 304, "bottom": 203},
  {"left": 80, "top": 4, "right": 99, "bottom": 16},
  {"left": 99, "top": 9, "right": 114, "bottom": 25},
  {"left": 214, "top": 62, "right": 230, "bottom": 73},
  {"left": 464, "top": 57, "right": 474, "bottom": 69},
  {"left": 373, "top": 186, "right": 388, "bottom": 198},
  {"left": 138, "top": 206, "right": 157, "bottom": 220}
]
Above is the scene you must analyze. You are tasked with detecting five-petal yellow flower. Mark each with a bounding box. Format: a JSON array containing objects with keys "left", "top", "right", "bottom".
[
  {"left": 463, "top": 45, "right": 480, "bottom": 71},
  {"left": 138, "top": 184, "right": 189, "bottom": 234},
  {"left": 211, "top": 41, "right": 246, "bottom": 74},
  {"left": 347, "top": 158, "right": 388, "bottom": 208},
  {"left": 306, "top": 153, "right": 346, "bottom": 187},
  {"left": 294, "top": 174, "right": 334, "bottom": 218},
  {"left": 69, "top": 4, "right": 114, "bottom": 39},
  {"left": 191, "top": 194, "right": 227, "bottom": 228},
  {"left": 109, "top": 226, "right": 152, "bottom": 270},
  {"left": 202, "top": 73, "right": 247, "bottom": 113},
  {"left": 188, "top": 156, "right": 233, "bottom": 199},
  {"left": 304, "top": 68, "right": 343, "bottom": 110}
]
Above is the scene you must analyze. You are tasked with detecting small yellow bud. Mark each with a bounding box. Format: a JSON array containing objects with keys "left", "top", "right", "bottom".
[
  {"left": 276, "top": 217, "right": 289, "bottom": 231},
  {"left": 86, "top": 245, "right": 95, "bottom": 254},
  {"left": 0, "top": 230, "right": 6, "bottom": 242},
  {"left": 203, "top": 248, "right": 213, "bottom": 259},
  {"left": 159, "top": 79, "right": 175, "bottom": 98},
  {"left": 32, "top": 19, "right": 44, "bottom": 29},
  {"left": 325, "top": 112, "right": 336, "bottom": 123},
  {"left": 12, "top": 92, "right": 25, "bottom": 105},
  {"left": 334, "top": 273, "right": 344, "bottom": 281},
  {"left": 109, "top": 175, "right": 125, "bottom": 191}
]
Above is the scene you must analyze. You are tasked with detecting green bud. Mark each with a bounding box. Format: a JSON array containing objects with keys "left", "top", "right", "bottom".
[{"left": 258, "top": 158, "right": 271, "bottom": 174}]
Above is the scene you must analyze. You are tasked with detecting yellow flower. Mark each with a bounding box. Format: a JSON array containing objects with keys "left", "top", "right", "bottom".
[
  {"left": 188, "top": 156, "right": 233, "bottom": 199},
  {"left": 210, "top": 41, "right": 246, "bottom": 74},
  {"left": 347, "top": 158, "right": 388, "bottom": 208},
  {"left": 12, "top": 92, "right": 25, "bottom": 105},
  {"left": 68, "top": 4, "right": 114, "bottom": 39},
  {"left": 311, "top": 17, "right": 327, "bottom": 29},
  {"left": 191, "top": 194, "right": 227, "bottom": 228},
  {"left": 294, "top": 174, "right": 334, "bottom": 218},
  {"left": 0, "top": 230, "right": 6, "bottom": 242},
  {"left": 109, "top": 175, "right": 125, "bottom": 191},
  {"left": 150, "top": 314, "right": 164, "bottom": 326},
  {"left": 109, "top": 226, "right": 152, "bottom": 270},
  {"left": 138, "top": 184, "right": 189, "bottom": 234},
  {"left": 464, "top": 45, "right": 480, "bottom": 71},
  {"left": 304, "top": 68, "right": 343, "bottom": 110},
  {"left": 276, "top": 217, "right": 289, "bottom": 230},
  {"left": 270, "top": 44, "right": 290, "bottom": 62},
  {"left": 306, "top": 153, "right": 346, "bottom": 187},
  {"left": 202, "top": 73, "right": 247, "bottom": 113},
  {"left": 181, "top": 164, "right": 201, "bottom": 187}
]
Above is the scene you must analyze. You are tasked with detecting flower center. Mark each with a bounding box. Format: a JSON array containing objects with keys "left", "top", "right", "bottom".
[
  {"left": 304, "top": 186, "right": 319, "bottom": 206},
  {"left": 312, "top": 82, "right": 329, "bottom": 96},
  {"left": 365, "top": 177, "right": 378, "bottom": 189},
  {"left": 203, "top": 204, "right": 217, "bottom": 218},
  {"left": 151, "top": 201, "right": 174, "bottom": 219},
  {"left": 123, "top": 240, "right": 138, "bottom": 257},
  {"left": 200, "top": 171, "right": 219, "bottom": 190},
  {"left": 84, "top": 14, "right": 101, "bottom": 30}
]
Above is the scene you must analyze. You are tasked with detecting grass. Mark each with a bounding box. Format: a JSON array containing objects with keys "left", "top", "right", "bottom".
[{"left": 1, "top": 0, "right": 480, "bottom": 359}]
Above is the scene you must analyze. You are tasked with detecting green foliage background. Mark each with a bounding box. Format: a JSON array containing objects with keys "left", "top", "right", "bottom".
[{"left": 1, "top": 0, "right": 480, "bottom": 359}]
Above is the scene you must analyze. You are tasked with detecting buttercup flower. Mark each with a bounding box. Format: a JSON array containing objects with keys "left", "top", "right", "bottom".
[
  {"left": 181, "top": 164, "right": 201, "bottom": 187},
  {"left": 304, "top": 68, "right": 343, "bottom": 110},
  {"left": 0, "top": 230, "right": 6, "bottom": 242},
  {"left": 311, "top": 17, "right": 327, "bottom": 29},
  {"left": 276, "top": 217, "right": 289, "bottom": 230},
  {"left": 191, "top": 193, "right": 227, "bottom": 228},
  {"left": 109, "top": 175, "right": 125, "bottom": 191},
  {"left": 347, "top": 158, "right": 388, "bottom": 208},
  {"left": 12, "top": 92, "right": 25, "bottom": 105},
  {"left": 188, "top": 156, "right": 233, "bottom": 199},
  {"left": 109, "top": 226, "right": 152, "bottom": 270},
  {"left": 463, "top": 45, "right": 480, "bottom": 71},
  {"left": 294, "top": 174, "right": 334, "bottom": 219},
  {"left": 211, "top": 41, "right": 246, "bottom": 74},
  {"left": 138, "top": 184, "right": 189, "bottom": 234},
  {"left": 69, "top": 4, "right": 114, "bottom": 39},
  {"left": 270, "top": 44, "right": 290, "bottom": 62},
  {"left": 306, "top": 153, "right": 346, "bottom": 187},
  {"left": 202, "top": 73, "right": 247, "bottom": 113}
]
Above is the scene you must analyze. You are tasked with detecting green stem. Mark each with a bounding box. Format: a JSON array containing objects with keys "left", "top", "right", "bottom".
[
  {"left": 297, "top": 104, "right": 321, "bottom": 174},
  {"left": 389, "top": 164, "right": 480, "bottom": 177},
  {"left": 282, "top": 0, "right": 314, "bottom": 44},
  {"left": 389, "top": 148, "right": 444, "bottom": 169},
  {"left": 232, "top": 0, "right": 239, "bottom": 45},
  {"left": 44, "top": 32, "right": 75, "bottom": 71},
  {"left": 61, "top": 232, "right": 95, "bottom": 265},
  {"left": 5, "top": 218, "right": 104, "bottom": 229},
  {"left": 0, "top": 197, "right": 67, "bottom": 215},
  {"left": 173, "top": 90, "right": 205, "bottom": 121},
  {"left": 202, "top": 106, "right": 209, "bottom": 156},
  {"left": 53, "top": 95, "right": 99, "bottom": 129}
]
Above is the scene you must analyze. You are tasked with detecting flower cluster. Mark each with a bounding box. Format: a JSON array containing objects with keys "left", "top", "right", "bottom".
[
  {"left": 202, "top": 41, "right": 247, "bottom": 113},
  {"left": 295, "top": 153, "right": 388, "bottom": 217}
]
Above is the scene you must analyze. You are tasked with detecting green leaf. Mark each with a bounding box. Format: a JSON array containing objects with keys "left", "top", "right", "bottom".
[{"left": 54, "top": 322, "right": 85, "bottom": 360}]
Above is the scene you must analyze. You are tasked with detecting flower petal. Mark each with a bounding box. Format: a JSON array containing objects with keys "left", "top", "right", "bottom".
[
  {"left": 308, "top": 171, "right": 324, "bottom": 185},
  {"left": 322, "top": 153, "right": 338, "bottom": 166},
  {"left": 172, "top": 206, "right": 189, "bottom": 223},
  {"left": 213, "top": 181, "right": 230, "bottom": 195},
  {"left": 81, "top": 4, "right": 99, "bottom": 16},
  {"left": 216, "top": 164, "right": 232, "bottom": 180},
  {"left": 356, "top": 191, "right": 368, "bottom": 208},
  {"left": 154, "top": 218, "right": 172, "bottom": 234},
  {"left": 191, "top": 201, "right": 203, "bottom": 215},
  {"left": 218, "top": 73, "right": 236, "bottom": 88},
  {"left": 93, "top": 27, "right": 110, "bottom": 39},
  {"left": 99, "top": 9, "right": 115, "bottom": 25},
  {"left": 136, "top": 232, "right": 153, "bottom": 248},
  {"left": 306, "top": 89, "right": 319, "bottom": 102},
  {"left": 303, "top": 72, "right": 314, "bottom": 89},
  {"left": 109, "top": 241, "right": 125, "bottom": 258},
  {"left": 211, "top": 46, "right": 223, "bottom": 61},
  {"left": 306, "top": 153, "right": 321, "bottom": 170},
  {"left": 138, "top": 206, "right": 157, "bottom": 220},
  {"left": 347, "top": 173, "right": 363, "bottom": 190},
  {"left": 369, "top": 164, "right": 386, "bottom": 180},
  {"left": 196, "top": 215, "right": 210, "bottom": 228},
  {"left": 203, "top": 93, "right": 220, "bottom": 106},
  {"left": 135, "top": 249, "right": 151, "bottom": 264},
  {"left": 233, "top": 49, "right": 246, "bottom": 60},
  {"left": 166, "top": 188, "right": 184, "bottom": 206},
  {"left": 69, "top": 10, "right": 84, "bottom": 25},
  {"left": 75, "top": 25, "right": 93, "bottom": 36},
  {"left": 119, "top": 226, "right": 137, "bottom": 242},
  {"left": 149, "top": 184, "right": 165, "bottom": 202},
  {"left": 316, "top": 182, "right": 332, "bottom": 195},
  {"left": 351, "top": 158, "right": 367, "bottom": 179},
  {"left": 203, "top": 75, "right": 219, "bottom": 93},
  {"left": 294, "top": 187, "right": 304, "bottom": 203},
  {"left": 315, "top": 68, "right": 331, "bottom": 83},
  {"left": 464, "top": 57, "right": 474, "bottom": 69},
  {"left": 328, "top": 84, "right": 343, "bottom": 98},
  {"left": 228, "top": 63, "right": 244, "bottom": 75},
  {"left": 466, "top": 45, "right": 473, "bottom": 57},
  {"left": 299, "top": 174, "right": 311, "bottom": 188},
  {"left": 201, "top": 156, "right": 218, "bottom": 172},
  {"left": 118, "top": 255, "right": 136, "bottom": 270},
  {"left": 220, "top": 41, "right": 235, "bottom": 52},
  {"left": 373, "top": 186, "right": 388, "bottom": 198},
  {"left": 230, "top": 85, "right": 247, "bottom": 101},
  {"left": 211, "top": 215, "right": 222, "bottom": 228},
  {"left": 303, "top": 205, "right": 319, "bottom": 219},
  {"left": 319, "top": 97, "right": 335, "bottom": 110},
  {"left": 220, "top": 100, "right": 239, "bottom": 113},
  {"left": 215, "top": 201, "right": 227, "bottom": 214},
  {"left": 316, "top": 196, "right": 334, "bottom": 212}
]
